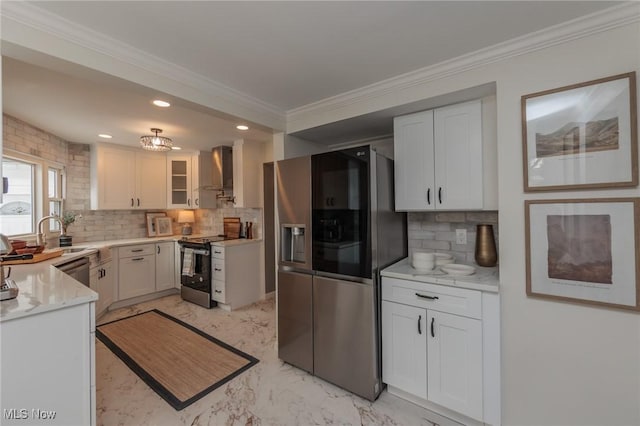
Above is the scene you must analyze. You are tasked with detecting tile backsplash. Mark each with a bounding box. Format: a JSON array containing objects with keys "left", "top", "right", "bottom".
[
  {"left": 408, "top": 211, "right": 499, "bottom": 264},
  {"left": 196, "top": 207, "right": 262, "bottom": 239}
]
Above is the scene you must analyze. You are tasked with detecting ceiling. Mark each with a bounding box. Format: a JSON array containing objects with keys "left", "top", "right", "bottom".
[{"left": 2, "top": 1, "right": 620, "bottom": 149}]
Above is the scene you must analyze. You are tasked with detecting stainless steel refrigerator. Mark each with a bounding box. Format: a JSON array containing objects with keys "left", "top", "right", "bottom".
[{"left": 276, "top": 146, "right": 407, "bottom": 401}]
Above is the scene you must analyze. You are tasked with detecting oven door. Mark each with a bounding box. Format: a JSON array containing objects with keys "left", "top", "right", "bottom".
[{"left": 179, "top": 245, "right": 212, "bottom": 294}]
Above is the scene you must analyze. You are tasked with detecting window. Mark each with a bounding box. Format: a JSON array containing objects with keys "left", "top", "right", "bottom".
[
  {"left": 0, "top": 152, "right": 66, "bottom": 238},
  {"left": 0, "top": 158, "right": 35, "bottom": 235},
  {"left": 47, "top": 166, "right": 64, "bottom": 232}
]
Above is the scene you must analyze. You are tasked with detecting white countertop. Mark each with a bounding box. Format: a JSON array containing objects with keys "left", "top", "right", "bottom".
[
  {"left": 381, "top": 258, "right": 499, "bottom": 293},
  {"left": 0, "top": 236, "right": 262, "bottom": 322},
  {"left": 212, "top": 238, "right": 262, "bottom": 247},
  {"left": 0, "top": 262, "right": 98, "bottom": 322}
]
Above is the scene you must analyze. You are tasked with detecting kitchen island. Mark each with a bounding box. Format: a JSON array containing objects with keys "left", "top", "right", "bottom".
[{"left": 0, "top": 262, "right": 98, "bottom": 426}]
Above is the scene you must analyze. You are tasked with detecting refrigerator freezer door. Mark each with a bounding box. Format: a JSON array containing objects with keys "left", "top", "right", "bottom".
[
  {"left": 313, "top": 275, "right": 380, "bottom": 401},
  {"left": 276, "top": 156, "right": 312, "bottom": 271},
  {"left": 277, "top": 270, "right": 313, "bottom": 373}
]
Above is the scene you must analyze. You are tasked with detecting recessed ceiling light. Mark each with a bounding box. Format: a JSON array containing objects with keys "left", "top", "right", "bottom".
[
  {"left": 98, "top": 134, "right": 112, "bottom": 139},
  {"left": 236, "top": 125, "right": 249, "bottom": 131},
  {"left": 171, "top": 146, "right": 182, "bottom": 150},
  {"left": 153, "top": 99, "right": 171, "bottom": 107}
]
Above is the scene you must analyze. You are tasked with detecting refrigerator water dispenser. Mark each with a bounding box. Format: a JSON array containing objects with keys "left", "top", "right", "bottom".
[{"left": 281, "top": 225, "right": 306, "bottom": 263}]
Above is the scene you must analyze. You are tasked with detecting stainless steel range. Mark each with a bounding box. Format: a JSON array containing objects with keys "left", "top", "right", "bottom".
[{"left": 178, "top": 235, "right": 228, "bottom": 308}]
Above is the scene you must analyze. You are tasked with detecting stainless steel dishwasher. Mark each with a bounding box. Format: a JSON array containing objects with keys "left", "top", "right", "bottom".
[{"left": 56, "top": 256, "right": 90, "bottom": 287}]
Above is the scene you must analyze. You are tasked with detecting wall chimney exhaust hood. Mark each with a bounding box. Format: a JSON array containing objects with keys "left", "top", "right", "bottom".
[{"left": 212, "top": 145, "right": 233, "bottom": 190}]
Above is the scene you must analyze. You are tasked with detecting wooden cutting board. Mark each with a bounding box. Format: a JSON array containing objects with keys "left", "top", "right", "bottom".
[
  {"left": 1, "top": 249, "right": 64, "bottom": 265},
  {"left": 223, "top": 217, "right": 241, "bottom": 239}
]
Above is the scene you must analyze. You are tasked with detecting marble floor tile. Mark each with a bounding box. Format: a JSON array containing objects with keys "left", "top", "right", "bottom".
[{"left": 96, "top": 295, "right": 451, "bottom": 426}]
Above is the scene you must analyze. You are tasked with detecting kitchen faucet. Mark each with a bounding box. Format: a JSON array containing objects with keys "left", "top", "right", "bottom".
[{"left": 36, "top": 215, "right": 64, "bottom": 246}]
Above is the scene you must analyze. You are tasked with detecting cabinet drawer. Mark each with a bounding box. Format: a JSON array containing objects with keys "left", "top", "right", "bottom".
[
  {"left": 212, "top": 259, "right": 225, "bottom": 281},
  {"left": 382, "top": 277, "right": 482, "bottom": 319},
  {"left": 211, "top": 245, "right": 225, "bottom": 260},
  {"left": 118, "top": 244, "right": 155, "bottom": 259},
  {"left": 212, "top": 279, "right": 226, "bottom": 303}
]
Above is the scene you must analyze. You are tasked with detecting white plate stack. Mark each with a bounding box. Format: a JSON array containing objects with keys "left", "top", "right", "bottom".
[{"left": 434, "top": 253, "right": 454, "bottom": 266}]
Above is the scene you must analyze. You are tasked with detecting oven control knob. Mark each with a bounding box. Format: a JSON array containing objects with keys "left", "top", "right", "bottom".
[{"left": 199, "top": 277, "right": 203, "bottom": 282}]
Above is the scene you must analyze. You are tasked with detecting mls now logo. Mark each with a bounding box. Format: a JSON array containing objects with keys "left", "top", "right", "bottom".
[{"left": 3, "top": 409, "right": 28, "bottom": 419}]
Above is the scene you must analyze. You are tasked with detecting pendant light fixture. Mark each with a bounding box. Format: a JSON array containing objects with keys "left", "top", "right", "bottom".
[{"left": 140, "top": 128, "right": 173, "bottom": 152}]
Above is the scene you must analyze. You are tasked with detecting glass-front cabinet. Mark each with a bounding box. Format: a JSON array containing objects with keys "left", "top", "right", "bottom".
[{"left": 167, "top": 155, "right": 199, "bottom": 209}]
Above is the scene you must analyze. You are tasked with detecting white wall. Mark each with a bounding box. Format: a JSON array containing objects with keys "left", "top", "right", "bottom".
[
  {"left": 290, "top": 19, "right": 640, "bottom": 426},
  {"left": 495, "top": 23, "right": 640, "bottom": 425}
]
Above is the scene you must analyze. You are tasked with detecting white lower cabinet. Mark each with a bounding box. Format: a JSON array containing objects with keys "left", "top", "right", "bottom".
[
  {"left": 118, "top": 254, "right": 155, "bottom": 300},
  {"left": 1, "top": 302, "right": 95, "bottom": 425},
  {"left": 381, "top": 301, "right": 427, "bottom": 399},
  {"left": 90, "top": 261, "right": 113, "bottom": 316},
  {"left": 381, "top": 276, "right": 496, "bottom": 424},
  {"left": 211, "top": 242, "right": 262, "bottom": 310},
  {"left": 118, "top": 244, "right": 156, "bottom": 300},
  {"left": 427, "top": 310, "right": 483, "bottom": 421},
  {"left": 89, "top": 251, "right": 114, "bottom": 317},
  {"left": 155, "top": 242, "right": 175, "bottom": 292},
  {"left": 117, "top": 242, "right": 177, "bottom": 301}
]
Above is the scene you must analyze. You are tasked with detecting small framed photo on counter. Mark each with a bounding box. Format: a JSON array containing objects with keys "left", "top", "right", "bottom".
[
  {"left": 155, "top": 217, "right": 173, "bottom": 237},
  {"left": 146, "top": 212, "right": 166, "bottom": 237}
]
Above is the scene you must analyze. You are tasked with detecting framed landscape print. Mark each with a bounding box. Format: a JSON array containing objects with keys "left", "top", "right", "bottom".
[
  {"left": 522, "top": 72, "right": 637, "bottom": 192},
  {"left": 525, "top": 198, "right": 640, "bottom": 311}
]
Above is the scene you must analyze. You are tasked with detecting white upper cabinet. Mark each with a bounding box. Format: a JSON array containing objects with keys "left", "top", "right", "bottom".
[
  {"left": 136, "top": 152, "right": 168, "bottom": 209},
  {"left": 394, "top": 99, "right": 497, "bottom": 211},
  {"left": 393, "top": 110, "right": 435, "bottom": 211},
  {"left": 91, "top": 144, "right": 166, "bottom": 210},
  {"left": 434, "top": 101, "right": 483, "bottom": 210},
  {"left": 167, "top": 155, "right": 196, "bottom": 209},
  {"left": 167, "top": 152, "right": 219, "bottom": 209}
]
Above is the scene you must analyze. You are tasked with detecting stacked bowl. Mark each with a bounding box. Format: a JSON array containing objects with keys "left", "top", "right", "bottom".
[
  {"left": 412, "top": 252, "right": 436, "bottom": 272},
  {"left": 412, "top": 251, "right": 455, "bottom": 272}
]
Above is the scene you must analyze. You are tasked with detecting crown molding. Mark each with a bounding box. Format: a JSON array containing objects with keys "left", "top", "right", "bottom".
[
  {"left": 286, "top": 2, "right": 640, "bottom": 126},
  {"left": 0, "top": 1, "right": 286, "bottom": 128}
]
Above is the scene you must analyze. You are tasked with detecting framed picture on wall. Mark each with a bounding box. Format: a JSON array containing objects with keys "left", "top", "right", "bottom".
[
  {"left": 146, "top": 212, "right": 166, "bottom": 237},
  {"left": 525, "top": 198, "right": 640, "bottom": 311},
  {"left": 521, "top": 72, "right": 637, "bottom": 192}
]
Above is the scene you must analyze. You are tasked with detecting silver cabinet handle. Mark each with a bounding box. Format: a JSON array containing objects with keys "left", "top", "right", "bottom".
[
  {"left": 157, "top": 246, "right": 160, "bottom": 254},
  {"left": 132, "top": 249, "right": 144, "bottom": 252},
  {"left": 215, "top": 290, "right": 222, "bottom": 293},
  {"left": 132, "top": 257, "right": 145, "bottom": 261},
  {"left": 214, "top": 268, "right": 222, "bottom": 271}
]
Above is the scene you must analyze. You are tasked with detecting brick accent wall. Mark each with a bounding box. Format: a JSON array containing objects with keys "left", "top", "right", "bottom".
[
  {"left": 2, "top": 114, "right": 262, "bottom": 244},
  {"left": 408, "top": 211, "right": 499, "bottom": 264}
]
